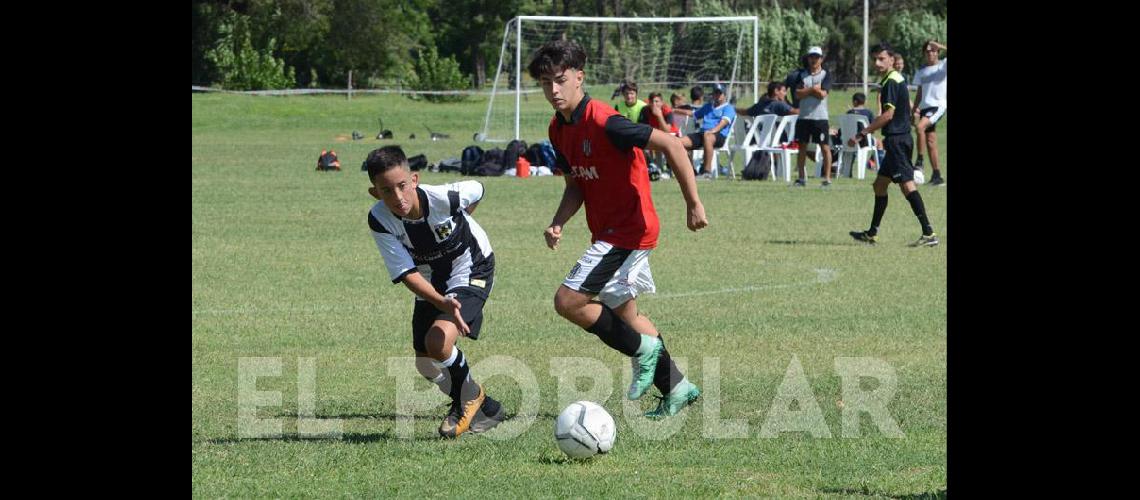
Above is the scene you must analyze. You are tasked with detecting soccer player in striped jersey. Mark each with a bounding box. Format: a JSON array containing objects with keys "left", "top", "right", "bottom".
[
  {"left": 528, "top": 39, "right": 710, "bottom": 419},
  {"left": 365, "top": 145, "right": 504, "bottom": 438}
]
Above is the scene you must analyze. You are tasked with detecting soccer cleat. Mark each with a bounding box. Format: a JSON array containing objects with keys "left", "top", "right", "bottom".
[
  {"left": 929, "top": 175, "right": 945, "bottom": 186},
  {"left": 849, "top": 230, "right": 877, "bottom": 244},
  {"left": 792, "top": 178, "right": 806, "bottom": 187},
  {"left": 628, "top": 337, "right": 663, "bottom": 400},
  {"left": 645, "top": 379, "right": 701, "bottom": 419},
  {"left": 468, "top": 395, "right": 506, "bottom": 434},
  {"left": 438, "top": 382, "right": 485, "bottom": 438},
  {"left": 908, "top": 233, "right": 940, "bottom": 247},
  {"left": 821, "top": 179, "right": 832, "bottom": 187}
]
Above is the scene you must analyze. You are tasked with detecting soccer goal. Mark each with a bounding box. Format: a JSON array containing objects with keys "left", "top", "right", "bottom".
[{"left": 478, "top": 15, "right": 759, "bottom": 143}]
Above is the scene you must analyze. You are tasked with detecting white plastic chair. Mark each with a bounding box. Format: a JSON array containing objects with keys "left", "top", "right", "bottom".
[
  {"left": 766, "top": 115, "right": 801, "bottom": 182},
  {"left": 834, "top": 114, "right": 874, "bottom": 180},
  {"left": 691, "top": 113, "right": 738, "bottom": 179},
  {"left": 736, "top": 114, "right": 777, "bottom": 178}
]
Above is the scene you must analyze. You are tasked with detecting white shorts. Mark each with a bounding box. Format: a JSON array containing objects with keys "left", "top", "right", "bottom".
[
  {"left": 562, "top": 241, "right": 656, "bottom": 309},
  {"left": 918, "top": 106, "right": 945, "bottom": 127}
]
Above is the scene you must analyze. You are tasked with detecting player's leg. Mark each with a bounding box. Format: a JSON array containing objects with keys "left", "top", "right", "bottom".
[
  {"left": 556, "top": 242, "right": 665, "bottom": 398},
  {"left": 849, "top": 158, "right": 893, "bottom": 244},
  {"left": 895, "top": 136, "right": 938, "bottom": 247},
  {"left": 702, "top": 131, "right": 717, "bottom": 176},
  {"left": 424, "top": 291, "right": 501, "bottom": 437},
  {"left": 820, "top": 142, "right": 833, "bottom": 185},
  {"left": 793, "top": 121, "right": 810, "bottom": 185},
  {"left": 924, "top": 110, "right": 944, "bottom": 184}
]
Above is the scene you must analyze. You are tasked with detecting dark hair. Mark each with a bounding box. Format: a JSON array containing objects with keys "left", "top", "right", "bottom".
[
  {"left": 670, "top": 92, "right": 685, "bottom": 104},
  {"left": 852, "top": 92, "right": 866, "bottom": 105},
  {"left": 527, "top": 39, "right": 586, "bottom": 79},
  {"left": 647, "top": 91, "right": 663, "bottom": 102},
  {"left": 766, "top": 81, "right": 786, "bottom": 97},
  {"left": 690, "top": 85, "right": 704, "bottom": 101},
  {"left": 624, "top": 81, "right": 639, "bottom": 93},
  {"left": 364, "top": 146, "right": 408, "bottom": 181},
  {"left": 870, "top": 42, "right": 894, "bottom": 57}
]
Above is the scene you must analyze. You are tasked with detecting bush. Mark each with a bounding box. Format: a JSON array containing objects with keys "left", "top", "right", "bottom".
[
  {"left": 403, "top": 46, "right": 470, "bottom": 103},
  {"left": 205, "top": 13, "right": 295, "bottom": 90}
]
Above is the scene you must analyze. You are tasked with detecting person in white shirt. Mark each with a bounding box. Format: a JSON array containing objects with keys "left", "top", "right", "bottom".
[{"left": 912, "top": 40, "right": 947, "bottom": 185}]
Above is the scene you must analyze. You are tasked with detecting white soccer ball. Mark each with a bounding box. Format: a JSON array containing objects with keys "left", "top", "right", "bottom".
[
  {"left": 554, "top": 401, "right": 616, "bottom": 459},
  {"left": 913, "top": 168, "right": 926, "bottom": 185}
]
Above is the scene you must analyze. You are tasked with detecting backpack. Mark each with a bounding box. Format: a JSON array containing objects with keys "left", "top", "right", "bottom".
[
  {"left": 437, "top": 157, "right": 462, "bottom": 173},
  {"left": 538, "top": 140, "right": 557, "bottom": 172},
  {"left": 504, "top": 139, "right": 528, "bottom": 170},
  {"left": 461, "top": 145, "right": 485, "bottom": 175},
  {"left": 742, "top": 150, "right": 771, "bottom": 180},
  {"left": 525, "top": 143, "right": 545, "bottom": 166},
  {"left": 316, "top": 150, "right": 341, "bottom": 171},
  {"left": 407, "top": 154, "right": 428, "bottom": 171},
  {"left": 473, "top": 149, "right": 506, "bottom": 176}
]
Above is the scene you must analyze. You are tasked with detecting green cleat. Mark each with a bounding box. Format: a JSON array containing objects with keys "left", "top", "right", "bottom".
[
  {"left": 645, "top": 379, "right": 701, "bottom": 419},
  {"left": 627, "top": 335, "right": 663, "bottom": 400}
]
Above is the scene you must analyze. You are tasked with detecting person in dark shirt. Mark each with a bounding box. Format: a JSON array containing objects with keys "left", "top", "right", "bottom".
[{"left": 848, "top": 43, "right": 939, "bottom": 248}]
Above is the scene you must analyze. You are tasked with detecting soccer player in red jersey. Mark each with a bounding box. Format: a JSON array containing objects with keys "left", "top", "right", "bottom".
[{"left": 527, "top": 39, "right": 709, "bottom": 418}]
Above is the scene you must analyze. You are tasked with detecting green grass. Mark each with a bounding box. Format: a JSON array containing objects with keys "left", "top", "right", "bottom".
[{"left": 193, "top": 91, "right": 946, "bottom": 498}]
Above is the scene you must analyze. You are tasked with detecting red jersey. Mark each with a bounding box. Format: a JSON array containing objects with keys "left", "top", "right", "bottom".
[
  {"left": 640, "top": 101, "right": 678, "bottom": 135},
  {"left": 549, "top": 95, "right": 659, "bottom": 250}
]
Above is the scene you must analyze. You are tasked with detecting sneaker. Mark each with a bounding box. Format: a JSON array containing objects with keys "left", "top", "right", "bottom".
[
  {"left": 821, "top": 179, "right": 832, "bottom": 187},
  {"left": 908, "top": 233, "right": 940, "bottom": 247},
  {"left": 698, "top": 172, "right": 713, "bottom": 180},
  {"left": 849, "top": 230, "right": 877, "bottom": 244},
  {"left": 468, "top": 395, "right": 506, "bottom": 434},
  {"left": 792, "top": 178, "right": 806, "bottom": 187},
  {"left": 628, "top": 336, "right": 663, "bottom": 400},
  {"left": 438, "top": 382, "right": 485, "bottom": 438},
  {"left": 929, "top": 175, "right": 945, "bottom": 186},
  {"left": 645, "top": 379, "right": 701, "bottom": 419}
]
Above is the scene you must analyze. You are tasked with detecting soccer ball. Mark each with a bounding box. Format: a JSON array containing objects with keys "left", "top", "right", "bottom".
[
  {"left": 913, "top": 168, "right": 926, "bottom": 185},
  {"left": 554, "top": 401, "right": 616, "bottom": 459}
]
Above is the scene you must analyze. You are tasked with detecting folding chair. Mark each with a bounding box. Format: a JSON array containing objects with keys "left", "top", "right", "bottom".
[{"left": 834, "top": 114, "right": 874, "bottom": 180}]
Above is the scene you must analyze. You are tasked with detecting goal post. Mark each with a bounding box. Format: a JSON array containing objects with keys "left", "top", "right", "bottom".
[{"left": 479, "top": 15, "right": 760, "bottom": 144}]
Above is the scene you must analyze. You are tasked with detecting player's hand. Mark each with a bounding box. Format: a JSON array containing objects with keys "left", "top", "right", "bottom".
[
  {"left": 687, "top": 202, "right": 708, "bottom": 231},
  {"left": 544, "top": 224, "right": 562, "bottom": 250},
  {"left": 847, "top": 134, "right": 860, "bottom": 147},
  {"left": 439, "top": 295, "right": 471, "bottom": 336}
]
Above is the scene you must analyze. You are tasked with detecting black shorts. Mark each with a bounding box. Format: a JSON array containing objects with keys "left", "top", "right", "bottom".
[
  {"left": 794, "top": 119, "right": 830, "bottom": 145},
  {"left": 878, "top": 134, "right": 915, "bottom": 184},
  {"left": 685, "top": 131, "right": 726, "bottom": 149},
  {"left": 411, "top": 275, "right": 493, "bottom": 353}
]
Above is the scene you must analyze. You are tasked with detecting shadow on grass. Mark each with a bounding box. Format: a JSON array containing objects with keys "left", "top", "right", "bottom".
[
  {"left": 766, "top": 239, "right": 858, "bottom": 247},
  {"left": 287, "top": 411, "right": 562, "bottom": 420},
  {"left": 818, "top": 486, "right": 946, "bottom": 499},
  {"left": 205, "top": 431, "right": 414, "bottom": 444}
]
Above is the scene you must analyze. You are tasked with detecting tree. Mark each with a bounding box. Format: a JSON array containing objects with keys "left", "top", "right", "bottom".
[{"left": 204, "top": 12, "right": 296, "bottom": 90}]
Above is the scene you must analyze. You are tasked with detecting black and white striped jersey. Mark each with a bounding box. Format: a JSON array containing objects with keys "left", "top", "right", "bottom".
[{"left": 368, "top": 181, "right": 494, "bottom": 296}]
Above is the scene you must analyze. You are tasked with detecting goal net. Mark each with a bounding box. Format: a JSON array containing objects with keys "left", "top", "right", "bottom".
[{"left": 479, "top": 16, "right": 759, "bottom": 144}]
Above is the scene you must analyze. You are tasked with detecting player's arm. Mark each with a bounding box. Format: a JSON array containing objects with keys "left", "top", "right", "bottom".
[
  {"left": 545, "top": 149, "right": 582, "bottom": 250},
  {"left": 645, "top": 129, "right": 708, "bottom": 231},
  {"left": 850, "top": 107, "right": 894, "bottom": 146},
  {"left": 709, "top": 117, "right": 730, "bottom": 135},
  {"left": 815, "top": 72, "right": 833, "bottom": 99},
  {"left": 795, "top": 84, "right": 813, "bottom": 100}
]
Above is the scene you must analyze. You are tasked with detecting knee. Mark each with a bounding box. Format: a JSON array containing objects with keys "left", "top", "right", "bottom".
[
  {"left": 423, "top": 328, "right": 451, "bottom": 360},
  {"left": 553, "top": 287, "right": 583, "bottom": 320}
]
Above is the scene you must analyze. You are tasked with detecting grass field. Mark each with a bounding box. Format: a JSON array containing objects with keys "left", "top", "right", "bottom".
[{"left": 192, "top": 89, "right": 946, "bottom": 497}]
